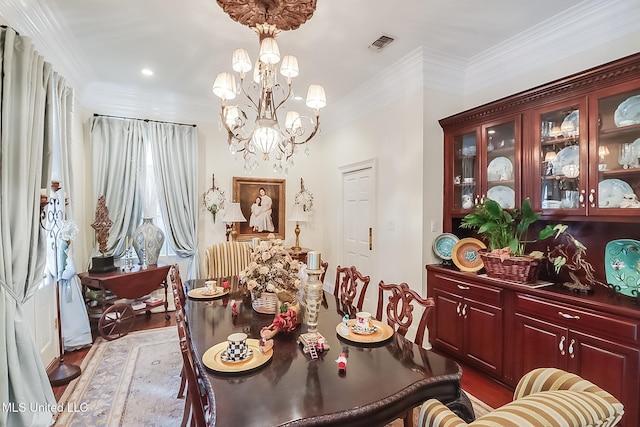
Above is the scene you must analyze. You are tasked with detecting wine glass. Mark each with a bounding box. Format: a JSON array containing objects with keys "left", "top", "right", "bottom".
[{"left": 618, "top": 143, "right": 633, "bottom": 169}]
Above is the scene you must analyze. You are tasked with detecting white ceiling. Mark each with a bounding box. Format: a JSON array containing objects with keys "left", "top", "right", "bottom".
[{"left": 2, "top": 0, "right": 637, "bottom": 124}]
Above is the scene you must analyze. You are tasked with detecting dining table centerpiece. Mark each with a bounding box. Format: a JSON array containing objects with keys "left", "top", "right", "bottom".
[{"left": 239, "top": 235, "right": 302, "bottom": 315}]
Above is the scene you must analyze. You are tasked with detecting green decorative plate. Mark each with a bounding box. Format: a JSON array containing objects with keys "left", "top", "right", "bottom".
[
  {"left": 433, "top": 233, "right": 459, "bottom": 260},
  {"left": 605, "top": 239, "right": 640, "bottom": 298}
]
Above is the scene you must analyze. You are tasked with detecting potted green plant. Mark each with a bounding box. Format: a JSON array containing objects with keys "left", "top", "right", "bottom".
[{"left": 460, "top": 198, "right": 599, "bottom": 292}]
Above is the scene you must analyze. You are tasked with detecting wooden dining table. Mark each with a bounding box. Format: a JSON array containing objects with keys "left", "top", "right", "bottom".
[{"left": 184, "top": 277, "right": 474, "bottom": 427}]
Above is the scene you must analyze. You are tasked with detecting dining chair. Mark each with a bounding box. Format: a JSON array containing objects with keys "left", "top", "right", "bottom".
[
  {"left": 320, "top": 261, "right": 329, "bottom": 284},
  {"left": 376, "top": 281, "right": 435, "bottom": 347},
  {"left": 170, "top": 264, "right": 186, "bottom": 310},
  {"left": 377, "top": 281, "right": 436, "bottom": 427},
  {"left": 204, "top": 241, "right": 252, "bottom": 278},
  {"left": 334, "top": 265, "right": 370, "bottom": 317},
  {"left": 175, "top": 308, "right": 209, "bottom": 427}
]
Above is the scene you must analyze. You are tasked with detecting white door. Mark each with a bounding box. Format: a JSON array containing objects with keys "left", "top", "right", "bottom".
[
  {"left": 341, "top": 160, "right": 375, "bottom": 310},
  {"left": 24, "top": 277, "right": 58, "bottom": 367}
]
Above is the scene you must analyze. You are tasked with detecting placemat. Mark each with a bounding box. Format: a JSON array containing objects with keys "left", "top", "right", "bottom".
[{"left": 202, "top": 339, "right": 272, "bottom": 373}]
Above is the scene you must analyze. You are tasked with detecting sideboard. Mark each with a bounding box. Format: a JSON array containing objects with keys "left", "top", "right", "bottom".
[{"left": 426, "top": 264, "right": 640, "bottom": 426}]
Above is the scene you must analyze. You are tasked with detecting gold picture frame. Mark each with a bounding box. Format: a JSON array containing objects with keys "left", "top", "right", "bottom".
[{"left": 232, "top": 177, "right": 286, "bottom": 240}]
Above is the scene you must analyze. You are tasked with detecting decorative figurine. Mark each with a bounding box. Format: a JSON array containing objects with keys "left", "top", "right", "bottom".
[
  {"left": 339, "top": 314, "right": 350, "bottom": 335},
  {"left": 316, "top": 337, "right": 326, "bottom": 352},
  {"left": 336, "top": 352, "right": 347, "bottom": 373},
  {"left": 230, "top": 300, "right": 238, "bottom": 316},
  {"left": 222, "top": 280, "right": 230, "bottom": 290}
]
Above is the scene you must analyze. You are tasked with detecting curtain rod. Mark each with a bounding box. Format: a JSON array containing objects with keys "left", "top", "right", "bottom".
[{"left": 93, "top": 113, "right": 196, "bottom": 128}]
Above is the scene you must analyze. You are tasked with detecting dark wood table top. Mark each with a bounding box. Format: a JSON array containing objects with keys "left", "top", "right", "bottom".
[{"left": 185, "top": 277, "right": 467, "bottom": 427}]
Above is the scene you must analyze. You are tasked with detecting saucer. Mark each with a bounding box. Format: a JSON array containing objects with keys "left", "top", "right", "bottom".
[
  {"left": 188, "top": 286, "right": 229, "bottom": 300},
  {"left": 203, "top": 339, "right": 272, "bottom": 374},
  {"left": 220, "top": 348, "right": 253, "bottom": 364},
  {"left": 350, "top": 324, "right": 378, "bottom": 335}
]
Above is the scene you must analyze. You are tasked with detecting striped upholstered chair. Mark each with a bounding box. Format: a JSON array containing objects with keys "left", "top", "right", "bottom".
[
  {"left": 204, "top": 241, "right": 252, "bottom": 279},
  {"left": 418, "top": 368, "right": 624, "bottom": 427}
]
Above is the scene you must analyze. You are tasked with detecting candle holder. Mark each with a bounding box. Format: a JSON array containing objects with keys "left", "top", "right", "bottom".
[{"left": 299, "top": 251, "right": 324, "bottom": 349}]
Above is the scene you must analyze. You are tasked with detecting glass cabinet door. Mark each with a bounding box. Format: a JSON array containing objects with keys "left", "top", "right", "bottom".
[
  {"left": 591, "top": 84, "right": 640, "bottom": 215},
  {"left": 452, "top": 132, "right": 478, "bottom": 211},
  {"left": 537, "top": 103, "right": 585, "bottom": 213},
  {"left": 484, "top": 121, "right": 517, "bottom": 209}
]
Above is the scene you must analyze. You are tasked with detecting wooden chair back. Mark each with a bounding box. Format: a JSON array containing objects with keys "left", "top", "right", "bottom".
[
  {"left": 169, "top": 264, "right": 186, "bottom": 311},
  {"left": 175, "top": 309, "right": 208, "bottom": 427},
  {"left": 334, "top": 265, "right": 370, "bottom": 317},
  {"left": 376, "top": 281, "right": 435, "bottom": 347},
  {"left": 204, "top": 241, "right": 251, "bottom": 278}
]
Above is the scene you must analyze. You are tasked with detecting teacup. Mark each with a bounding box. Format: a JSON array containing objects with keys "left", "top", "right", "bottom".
[
  {"left": 225, "top": 332, "right": 248, "bottom": 361},
  {"left": 204, "top": 280, "right": 217, "bottom": 294},
  {"left": 355, "top": 311, "right": 372, "bottom": 331}
]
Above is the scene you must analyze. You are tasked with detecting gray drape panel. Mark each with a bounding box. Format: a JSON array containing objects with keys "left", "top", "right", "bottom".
[
  {"left": 148, "top": 122, "right": 199, "bottom": 279},
  {"left": 89, "top": 116, "right": 145, "bottom": 257},
  {"left": 0, "top": 27, "right": 57, "bottom": 427}
]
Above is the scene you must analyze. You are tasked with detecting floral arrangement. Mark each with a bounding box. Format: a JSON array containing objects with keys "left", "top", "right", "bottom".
[{"left": 239, "top": 235, "right": 302, "bottom": 303}]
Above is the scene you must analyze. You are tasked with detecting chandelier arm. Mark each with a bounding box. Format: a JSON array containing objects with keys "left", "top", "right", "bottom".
[
  {"left": 239, "top": 78, "right": 261, "bottom": 112},
  {"left": 219, "top": 107, "right": 251, "bottom": 150},
  {"left": 272, "top": 83, "right": 294, "bottom": 112},
  {"left": 289, "top": 114, "right": 320, "bottom": 146}
]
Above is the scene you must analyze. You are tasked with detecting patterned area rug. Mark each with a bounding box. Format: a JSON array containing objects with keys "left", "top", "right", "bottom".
[
  {"left": 54, "top": 327, "right": 183, "bottom": 427},
  {"left": 55, "top": 326, "right": 492, "bottom": 426}
]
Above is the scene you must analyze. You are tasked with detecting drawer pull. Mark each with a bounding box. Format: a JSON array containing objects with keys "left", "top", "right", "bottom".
[
  {"left": 568, "top": 339, "right": 575, "bottom": 359},
  {"left": 559, "top": 336, "right": 565, "bottom": 355},
  {"left": 558, "top": 311, "right": 580, "bottom": 320},
  {"left": 457, "top": 285, "right": 470, "bottom": 290}
]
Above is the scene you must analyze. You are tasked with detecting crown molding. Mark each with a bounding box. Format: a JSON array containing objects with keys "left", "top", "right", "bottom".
[
  {"left": 465, "top": 0, "right": 640, "bottom": 92},
  {"left": 323, "top": 47, "right": 466, "bottom": 132}
]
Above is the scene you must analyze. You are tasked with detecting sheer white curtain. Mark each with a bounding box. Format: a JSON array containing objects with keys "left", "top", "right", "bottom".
[
  {"left": 148, "top": 122, "right": 199, "bottom": 279},
  {"left": 90, "top": 116, "right": 145, "bottom": 256},
  {"left": 0, "top": 26, "right": 57, "bottom": 427}
]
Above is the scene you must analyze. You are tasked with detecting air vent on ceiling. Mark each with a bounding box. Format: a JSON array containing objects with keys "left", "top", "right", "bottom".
[{"left": 368, "top": 34, "right": 395, "bottom": 52}]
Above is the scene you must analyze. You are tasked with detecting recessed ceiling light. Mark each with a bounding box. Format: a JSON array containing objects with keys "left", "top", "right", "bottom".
[
  {"left": 293, "top": 95, "right": 303, "bottom": 101},
  {"left": 141, "top": 68, "right": 154, "bottom": 76}
]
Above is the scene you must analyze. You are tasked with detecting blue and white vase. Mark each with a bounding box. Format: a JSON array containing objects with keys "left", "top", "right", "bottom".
[{"left": 132, "top": 217, "right": 165, "bottom": 265}]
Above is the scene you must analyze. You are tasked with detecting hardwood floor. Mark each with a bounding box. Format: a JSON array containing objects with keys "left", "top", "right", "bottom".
[{"left": 52, "top": 312, "right": 512, "bottom": 411}]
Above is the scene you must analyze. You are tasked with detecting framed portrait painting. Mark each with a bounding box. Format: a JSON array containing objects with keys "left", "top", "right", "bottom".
[{"left": 232, "top": 177, "right": 286, "bottom": 240}]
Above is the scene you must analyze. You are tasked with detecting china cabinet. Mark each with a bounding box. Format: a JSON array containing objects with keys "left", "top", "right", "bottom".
[
  {"left": 433, "top": 52, "right": 640, "bottom": 427},
  {"left": 441, "top": 52, "right": 640, "bottom": 228}
]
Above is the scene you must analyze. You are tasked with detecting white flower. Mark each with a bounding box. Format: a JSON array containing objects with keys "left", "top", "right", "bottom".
[
  {"left": 259, "top": 266, "right": 270, "bottom": 275},
  {"left": 262, "top": 251, "right": 272, "bottom": 262},
  {"left": 266, "top": 283, "right": 276, "bottom": 292}
]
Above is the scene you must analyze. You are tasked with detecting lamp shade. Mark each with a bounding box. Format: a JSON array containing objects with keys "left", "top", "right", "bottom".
[
  {"left": 259, "top": 37, "right": 280, "bottom": 64},
  {"left": 280, "top": 55, "right": 299, "bottom": 79},
  {"left": 544, "top": 151, "right": 557, "bottom": 162},
  {"left": 599, "top": 146, "right": 610, "bottom": 156},
  {"left": 285, "top": 111, "right": 301, "bottom": 131},
  {"left": 232, "top": 48, "right": 252, "bottom": 74},
  {"left": 288, "top": 203, "right": 308, "bottom": 222},
  {"left": 212, "top": 72, "right": 236, "bottom": 100},
  {"left": 306, "top": 84, "right": 326, "bottom": 110},
  {"left": 224, "top": 202, "right": 247, "bottom": 222}
]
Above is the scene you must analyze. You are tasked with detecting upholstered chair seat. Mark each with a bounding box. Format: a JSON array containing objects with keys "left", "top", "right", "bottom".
[{"left": 418, "top": 368, "right": 624, "bottom": 427}]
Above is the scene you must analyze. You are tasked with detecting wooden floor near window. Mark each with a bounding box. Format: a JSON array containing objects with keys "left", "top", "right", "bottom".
[{"left": 52, "top": 312, "right": 513, "bottom": 410}]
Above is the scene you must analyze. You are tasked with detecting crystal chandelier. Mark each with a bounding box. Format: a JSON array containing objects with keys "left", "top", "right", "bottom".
[{"left": 212, "top": 4, "right": 326, "bottom": 174}]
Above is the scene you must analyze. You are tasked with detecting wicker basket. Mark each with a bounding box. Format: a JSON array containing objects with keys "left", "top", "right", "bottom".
[
  {"left": 479, "top": 249, "right": 544, "bottom": 283},
  {"left": 251, "top": 291, "right": 278, "bottom": 314}
]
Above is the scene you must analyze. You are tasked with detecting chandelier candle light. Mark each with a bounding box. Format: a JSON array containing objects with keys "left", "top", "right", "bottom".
[{"left": 212, "top": 22, "right": 326, "bottom": 173}]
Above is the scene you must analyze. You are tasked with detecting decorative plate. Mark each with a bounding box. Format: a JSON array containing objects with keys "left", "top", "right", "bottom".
[
  {"left": 202, "top": 339, "right": 272, "bottom": 373},
  {"left": 487, "top": 185, "right": 515, "bottom": 209},
  {"left": 605, "top": 239, "right": 640, "bottom": 298},
  {"left": 552, "top": 145, "right": 579, "bottom": 175},
  {"left": 598, "top": 179, "right": 634, "bottom": 208},
  {"left": 451, "top": 238, "right": 487, "bottom": 272},
  {"left": 614, "top": 95, "right": 640, "bottom": 127},
  {"left": 561, "top": 110, "right": 579, "bottom": 137},
  {"left": 188, "top": 287, "right": 229, "bottom": 300},
  {"left": 487, "top": 156, "right": 513, "bottom": 181},
  {"left": 336, "top": 319, "right": 394, "bottom": 344},
  {"left": 433, "top": 233, "right": 460, "bottom": 260}
]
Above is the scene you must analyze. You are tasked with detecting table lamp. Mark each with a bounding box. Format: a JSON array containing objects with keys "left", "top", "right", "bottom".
[
  {"left": 288, "top": 203, "right": 308, "bottom": 252},
  {"left": 223, "top": 202, "right": 247, "bottom": 241}
]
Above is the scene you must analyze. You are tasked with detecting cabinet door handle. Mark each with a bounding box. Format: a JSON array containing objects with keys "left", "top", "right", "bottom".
[
  {"left": 456, "top": 302, "right": 461, "bottom": 316},
  {"left": 457, "top": 285, "right": 470, "bottom": 290},
  {"left": 559, "top": 336, "right": 566, "bottom": 355},
  {"left": 558, "top": 311, "right": 580, "bottom": 320},
  {"left": 589, "top": 189, "right": 595, "bottom": 207},
  {"left": 568, "top": 339, "right": 575, "bottom": 359},
  {"left": 480, "top": 194, "right": 485, "bottom": 204},
  {"left": 474, "top": 195, "right": 479, "bottom": 205},
  {"left": 579, "top": 190, "right": 585, "bottom": 207},
  {"left": 461, "top": 304, "right": 467, "bottom": 318}
]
